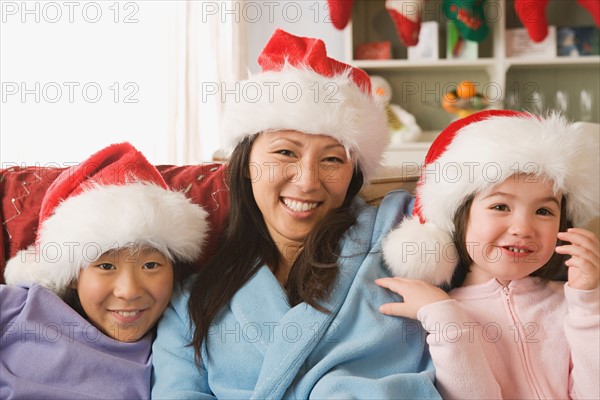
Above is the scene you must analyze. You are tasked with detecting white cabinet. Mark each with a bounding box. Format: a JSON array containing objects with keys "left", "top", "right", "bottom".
[
  {"left": 382, "top": 130, "right": 437, "bottom": 166},
  {"left": 345, "top": 0, "right": 600, "bottom": 166}
]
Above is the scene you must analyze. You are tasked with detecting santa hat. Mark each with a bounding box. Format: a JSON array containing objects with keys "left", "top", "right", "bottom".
[
  {"left": 222, "top": 29, "right": 388, "bottom": 183},
  {"left": 4, "top": 142, "right": 209, "bottom": 296},
  {"left": 382, "top": 110, "right": 600, "bottom": 286}
]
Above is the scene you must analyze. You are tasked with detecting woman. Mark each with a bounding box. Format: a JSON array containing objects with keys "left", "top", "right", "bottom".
[{"left": 152, "top": 29, "right": 440, "bottom": 399}]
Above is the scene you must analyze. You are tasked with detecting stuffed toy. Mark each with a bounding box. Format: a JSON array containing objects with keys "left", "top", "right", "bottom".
[{"left": 371, "top": 75, "right": 422, "bottom": 143}]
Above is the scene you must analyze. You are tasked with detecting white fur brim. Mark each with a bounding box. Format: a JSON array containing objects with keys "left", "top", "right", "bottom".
[
  {"left": 4, "top": 183, "right": 209, "bottom": 295},
  {"left": 221, "top": 66, "right": 389, "bottom": 183},
  {"left": 420, "top": 113, "right": 600, "bottom": 232},
  {"left": 382, "top": 217, "right": 458, "bottom": 286}
]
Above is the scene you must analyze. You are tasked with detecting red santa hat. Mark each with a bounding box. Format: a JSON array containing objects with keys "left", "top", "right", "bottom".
[
  {"left": 222, "top": 29, "right": 389, "bottom": 183},
  {"left": 382, "top": 110, "right": 600, "bottom": 285},
  {"left": 4, "top": 142, "right": 209, "bottom": 296}
]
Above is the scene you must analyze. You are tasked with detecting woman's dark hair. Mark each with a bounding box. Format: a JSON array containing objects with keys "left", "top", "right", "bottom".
[
  {"left": 450, "top": 194, "right": 571, "bottom": 289},
  {"left": 188, "top": 134, "right": 364, "bottom": 364}
]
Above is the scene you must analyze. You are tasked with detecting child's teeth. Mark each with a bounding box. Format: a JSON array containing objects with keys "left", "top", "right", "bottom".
[
  {"left": 117, "top": 311, "right": 138, "bottom": 317},
  {"left": 508, "top": 247, "right": 528, "bottom": 253}
]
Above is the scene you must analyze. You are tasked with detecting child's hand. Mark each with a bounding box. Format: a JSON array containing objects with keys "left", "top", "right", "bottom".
[
  {"left": 375, "top": 277, "right": 450, "bottom": 319},
  {"left": 556, "top": 228, "right": 600, "bottom": 291}
]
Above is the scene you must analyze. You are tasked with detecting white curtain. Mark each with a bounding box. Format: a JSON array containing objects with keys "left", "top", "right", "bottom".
[{"left": 168, "top": 0, "right": 246, "bottom": 164}]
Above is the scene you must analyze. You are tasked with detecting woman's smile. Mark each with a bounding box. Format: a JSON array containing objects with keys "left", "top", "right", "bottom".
[{"left": 249, "top": 130, "right": 354, "bottom": 253}]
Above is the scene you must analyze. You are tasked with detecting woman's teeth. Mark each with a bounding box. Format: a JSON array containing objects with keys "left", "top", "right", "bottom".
[{"left": 283, "top": 198, "right": 319, "bottom": 212}]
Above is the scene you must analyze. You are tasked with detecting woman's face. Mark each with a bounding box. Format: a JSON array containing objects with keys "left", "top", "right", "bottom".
[{"left": 248, "top": 130, "right": 354, "bottom": 252}]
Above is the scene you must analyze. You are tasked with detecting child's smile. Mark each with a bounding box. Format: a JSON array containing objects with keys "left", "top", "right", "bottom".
[
  {"left": 75, "top": 247, "right": 174, "bottom": 342},
  {"left": 464, "top": 175, "right": 562, "bottom": 286}
]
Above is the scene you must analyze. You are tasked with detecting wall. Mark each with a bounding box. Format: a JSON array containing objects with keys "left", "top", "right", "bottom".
[
  {"left": 243, "top": 0, "right": 346, "bottom": 74},
  {"left": 1, "top": 1, "right": 176, "bottom": 166}
]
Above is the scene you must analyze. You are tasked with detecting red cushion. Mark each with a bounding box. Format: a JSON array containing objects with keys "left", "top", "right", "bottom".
[{"left": 0, "top": 164, "right": 230, "bottom": 283}]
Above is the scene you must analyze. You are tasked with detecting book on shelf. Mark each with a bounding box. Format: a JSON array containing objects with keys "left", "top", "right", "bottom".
[
  {"left": 506, "top": 26, "right": 557, "bottom": 58},
  {"left": 557, "top": 26, "right": 600, "bottom": 57},
  {"left": 355, "top": 41, "right": 391, "bottom": 60}
]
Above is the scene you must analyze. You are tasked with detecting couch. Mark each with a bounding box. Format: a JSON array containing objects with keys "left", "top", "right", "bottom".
[
  {"left": 2, "top": 162, "right": 597, "bottom": 284},
  {"left": 0, "top": 163, "right": 420, "bottom": 283}
]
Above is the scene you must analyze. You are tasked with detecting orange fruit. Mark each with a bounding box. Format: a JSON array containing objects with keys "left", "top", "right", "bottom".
[
  {"left": 442, "top": 92, "right": 458, "bottom": 112},
  {"left": 456, "top": 81, "right": 477, "bottom": 99}
]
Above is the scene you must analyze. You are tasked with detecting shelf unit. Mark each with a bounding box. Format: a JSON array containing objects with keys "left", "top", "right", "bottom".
[{"left": 344, "top": 0, "right": 600, "bottom": 166}]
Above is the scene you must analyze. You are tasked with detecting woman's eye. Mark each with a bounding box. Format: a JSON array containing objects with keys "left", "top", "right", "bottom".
[
  {"left": 97, "top": 263, "right": 115, "bottom": 270},
  {"left": 143, "top": 262, "right": 159, "bottom": 269},
  {"left": 276, "top": 149, "right": 295, "bottom": 157},
  {"left": 536, "top": 208, "right": 554, "bottom": 216},
  {"left": 322, "top": 156, "right": 344, "bottom": 163}
]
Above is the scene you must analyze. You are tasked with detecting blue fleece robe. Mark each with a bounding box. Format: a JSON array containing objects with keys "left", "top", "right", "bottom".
[{"left": 152, "top": 191, "right": 440, "bottom": 399}]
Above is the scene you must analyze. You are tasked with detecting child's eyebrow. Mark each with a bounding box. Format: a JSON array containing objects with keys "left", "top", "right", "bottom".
[{"left": 483, "top": 191, "right": 561, "bottom": 206}]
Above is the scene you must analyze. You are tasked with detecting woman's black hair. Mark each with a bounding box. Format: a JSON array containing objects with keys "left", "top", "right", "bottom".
[{"left": 188, "top": 134, "right": 364, "bottom": 364}]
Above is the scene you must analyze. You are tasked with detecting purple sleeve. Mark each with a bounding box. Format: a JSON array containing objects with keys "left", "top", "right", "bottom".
[{"left": 0, "top": 284, "right": 29, "bottom": 331}]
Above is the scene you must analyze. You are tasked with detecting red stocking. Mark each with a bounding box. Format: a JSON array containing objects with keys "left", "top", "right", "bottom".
[
  {"left": 514, "top": 0, "right": 549, "bottom": 42},
  {"left": 386, "top": 0, "right": 425, "bottom": 46},
  {"left": 327, "top": 0, "right": 354, "bottom": 30},
  {"left": 578, "top": 0, "right": 600, "bottom": 27}
]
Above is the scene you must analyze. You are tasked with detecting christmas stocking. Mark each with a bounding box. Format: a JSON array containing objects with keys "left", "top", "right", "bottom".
[
  {"left": 514, "top": 0, "right": 549, "bottom": 42},
  {"left": 443, "top": 0, "right": 488, "bottom": 42},
  {"left": 327, "top": 0, "right": 354, "bottom": 30},
  {"left": 578, "top": 0, "right": 600, "bottom": 27},
  {"left": 386, "top": 0, "right": 424, "bottom": 46}
]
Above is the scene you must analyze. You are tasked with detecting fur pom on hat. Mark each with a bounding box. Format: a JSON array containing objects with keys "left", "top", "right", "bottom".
[
  {"left": 382, "top": 110, "right": 600, "bottom": 286},
  {"left": 222, "top": 29, "right": 389, "bottom": 183},
  {"left": 4, "top": 142, "right": 210, "bottom": 296}
]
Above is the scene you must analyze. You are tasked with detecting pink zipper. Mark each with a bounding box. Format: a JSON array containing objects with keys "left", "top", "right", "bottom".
[{"left": 500, "top": 284, "right": 543, "bottom": 399}]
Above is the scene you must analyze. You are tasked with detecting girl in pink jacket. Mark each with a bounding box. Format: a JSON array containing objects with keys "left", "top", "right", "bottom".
[{"left": 378, "top": 110, "right": 599, "bottom": 399}]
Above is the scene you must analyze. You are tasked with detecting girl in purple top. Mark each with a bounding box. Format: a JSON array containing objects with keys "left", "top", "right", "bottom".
[{"left": 1, "top": 142, "right": 209, "bottom": 399}]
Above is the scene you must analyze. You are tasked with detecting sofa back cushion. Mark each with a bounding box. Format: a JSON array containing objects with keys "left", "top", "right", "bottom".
[{"left": 0, "top": 164, "right": 230, "bottom": 283}]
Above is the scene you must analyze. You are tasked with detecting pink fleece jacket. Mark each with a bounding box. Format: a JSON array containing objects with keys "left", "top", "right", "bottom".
[{"left": 418, "top": 277, "right": 599, "bottom": 399}]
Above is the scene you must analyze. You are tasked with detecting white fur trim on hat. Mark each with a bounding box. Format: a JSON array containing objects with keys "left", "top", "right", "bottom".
[
  {"left": 383, "top": 112, "right": 599, "bottom": 286},
  {"left": 421, "top": 113, "right": 599, "bottom": 233},
  {"left": 221, "top": 66, "right": 389, "bottom": 183},
  {"left": 382, "top": 217, "right": 458, "bottom": 286},
  {"left": 5, "top": 183, "right": 209, "bottom": 296}
]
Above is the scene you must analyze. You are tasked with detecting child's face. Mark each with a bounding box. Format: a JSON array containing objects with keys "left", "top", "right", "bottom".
[
  {"left": 464, "top": 175, "right": 561, "bottom": 286},
  {"left": 75, "top": 247, "right": 174, "bottom": 342}
]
